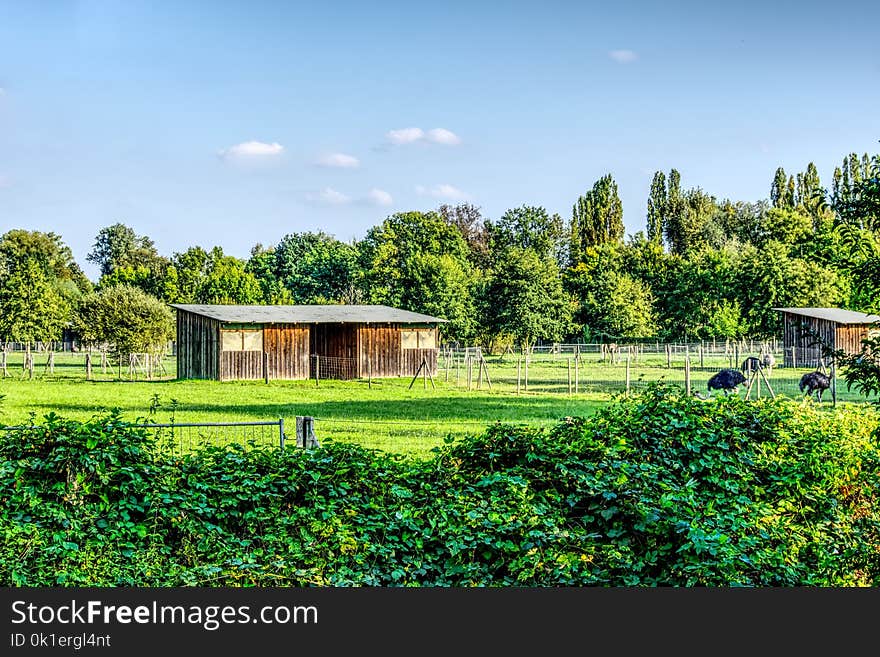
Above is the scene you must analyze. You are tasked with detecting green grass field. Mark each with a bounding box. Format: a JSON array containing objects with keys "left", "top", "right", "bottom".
[
  {"left": 1, "top": 349, "right": 870, "bottom": 459},
  {"left": 0, "top": 368, "right": 606, "bottom": 459}
]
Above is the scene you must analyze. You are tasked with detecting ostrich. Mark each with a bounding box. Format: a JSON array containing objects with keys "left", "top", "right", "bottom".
[
  {"left": 799, "top": 371, "right": 831, "bottom": 402},
  {"left": 707, "top": 368, "right": 747, "bottom": 395}
]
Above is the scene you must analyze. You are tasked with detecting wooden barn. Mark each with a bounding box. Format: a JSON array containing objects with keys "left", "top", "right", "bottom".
[
  {"left": 170, "top": 304, "right": 447, "bottom": 381},
  {"left": 773, "top": 307, "right": 880, "bottom": 367}
]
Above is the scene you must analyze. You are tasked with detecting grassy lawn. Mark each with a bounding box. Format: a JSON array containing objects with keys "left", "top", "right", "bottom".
[
  {"left": 1, "top": 349, "right": 870, "bottom": 459},
  {"left": 0, "top": 373, "right": 608, "bottom": 459}
]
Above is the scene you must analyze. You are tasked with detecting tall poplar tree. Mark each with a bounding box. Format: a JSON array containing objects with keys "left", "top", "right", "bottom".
[
  {"left": 570, "top": 174, "right": 623, "bottom": 264},
  {"left": 771, "top": 167, "right": 788, "bottom": 208},
  {"left": 646, "top": 171, "right": 666, "bottom": 246}
]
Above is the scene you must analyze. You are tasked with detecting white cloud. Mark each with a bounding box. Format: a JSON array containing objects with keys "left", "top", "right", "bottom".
[
  {"left": 416, "top": 183, "right": 467, "bottom": 200},
  {"left": 218, "top": 140, "right": 285, "bottom": 158},
  {"left": 386, "top": 127, "right": 425, "bottom": 145},
  {"left": 608, "top": 49, "right": 638, "bottom": 64},
  {"left": 385, "top": 127, "right": 462, "bottom": 146},
  {"left": 305, "top": 187, "right": 351, "bottom": 205},
  {"left": 426, "top": 128, "right": 462, "bottom": 145},
  {"left": 365, "top": 188, "right": 393, "bottom": 206},
  {"left": 316, "top": 152, "right": 360, "bottom": 168}
]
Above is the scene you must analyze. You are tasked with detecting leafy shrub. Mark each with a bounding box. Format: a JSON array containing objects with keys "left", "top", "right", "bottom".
[{"left": 1, "top": 385, "right": 878, "bottom": 586}]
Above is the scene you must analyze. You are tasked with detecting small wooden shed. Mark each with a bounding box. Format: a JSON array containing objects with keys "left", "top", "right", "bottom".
[
  {"left": 773, "top": 307, "right": 880, "bottom": 367},
  {"left": 171, "top": 304, "right": 447, "bottom": 381}
]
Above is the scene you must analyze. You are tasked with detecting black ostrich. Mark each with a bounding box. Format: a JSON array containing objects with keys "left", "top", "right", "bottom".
[
  {"left": 799, "top": 371, "right": 831, "bottom": 402},
  {"left": 707, "top": 368, "right": 747, "bottom": 395}
]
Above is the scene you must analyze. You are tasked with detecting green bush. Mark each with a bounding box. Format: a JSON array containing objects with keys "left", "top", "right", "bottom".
[{"left": 1, "top": 385, "right": 878, "bottom": 586}]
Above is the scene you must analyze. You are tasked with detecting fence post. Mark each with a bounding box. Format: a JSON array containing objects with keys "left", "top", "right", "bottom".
[
  {"left": 684, "top": 356, "right": 691, "bottom": 395},
  {"left": 263, "top": 352, "right": 269, "bottom": 384},
  {"left": 791, "top": 347, "right": 797, "bottom": 369},
  {"left": 524, "top": 352, "right": 529, "bottom": 391},
  {"left": 279, "top": 417, "right": 285, "bottom": 449},
  {"left": 47, "top": 351, "right": 54, "bottom": 375},
  {"left": 315, "top": 355, "right": 320, "bottom": 387},
  {"left": 666, "top": 344, "right": 671, "bottom": 369},
  {"left": 831, "top": 358, "right": 837, "bottom": 407},
  {"left": 567, "top": 358, "right": 572, "bottom": 395},
  {"left": 516, "top": 357, "right": 521, "bottom": 394},
  {"left": 575, "top": 354, "right": 579, "bottom": 394},
  {"left": 625, "top": 350, "right": 631, "bottom": 395},
  {"left": 699, "top": 345, "right": 704, "bottom": 369},
  {"left": 295, "top": 416, "right": 319, "bottom": 448}
]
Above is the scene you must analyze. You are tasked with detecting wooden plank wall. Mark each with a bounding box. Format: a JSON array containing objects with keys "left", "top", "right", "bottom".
[
  {"left": 836, "top": 325, "right": 870, "bottom": 355},
  {"left": 176, "top": 310, "right": 220, "bottom": 379},
  {"left": 219, "top": 351, "right": 263, "bottom": 381},
  {"left": 265, "top": 325, "right": 310, "bottom": 380},
  {"left": 357, "top": 324, "right": 438, "bottom": 378},
  {"left": 358, "top": 325, "right": 402, "bottom": 378},
  {"left": 401, "top": 348, "right": 437, "bottom": 376}
]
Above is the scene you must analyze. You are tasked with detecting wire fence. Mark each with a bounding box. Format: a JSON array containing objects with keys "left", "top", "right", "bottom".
[
  {"left": 311, "top": 355, "right": 358, "bottom": 381},
  {"left": 437, "top": 343, "right": 864, "bottom": 404},
  {"left": 0, "top": 418, "right": 321, "bottom": 456},
  {"left": 0, "top": 349, "right": 177, "bottom": 381}
]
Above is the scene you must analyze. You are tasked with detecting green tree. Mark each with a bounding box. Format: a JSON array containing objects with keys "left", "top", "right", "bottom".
[
  {"left": 171, "top": 246, "right": 211, "bottom": 303},
  {"left": 570, "top": 175, "right": 624, "bottom": 263},
  {"left": 195, "top": 248, "right": 263, "bottom": 304},
  {"left": 0, "top": 229, "right": 92, "bottom": 293},
  {"left": 438, "top": 203, "right": 490, "bottom": 267},
  {"left": 565, "top": 263, "right": 657, "bottom": 339},
  {"left": 822, "top": 152, "right": 880, "bottom": 400},
  {"left": 480, "top": 247, "right": 573, "bottom": 349},
  {"left": 754, "top": 207, "right": 814, "bottom": 251},
  {"left": 736, "top": 241, "right": 846, "bottom": 337},
  {"left": 646, "top": 171, "right": 666, "bottom": 245},
  {"left": 245, "top": 244, "right": 293, "bottom": 304},
  {"left": 72, "top": 284, "right": 174, "bottom": 362},
  {"left": 771, "top": 167, "right": 790, "bottom": 209},
  {"left": 0, "top": 259, "right": 70, "bottom": 343},
  {"left": 488, "top": 205, "right": 565, "bottom": 264},
  {"left": 664, "top": 185, "right": 719, "bottom": 255},
  {"left": 360, "top": 212, "right": 477, "bottom": 342},
  {"left": 87, "top": 223, "right": 161, "bottom": 277},
  {"left": 98, "top": 259, "right": 179, "bottom": 302},
  {"left": 272, "top": 232, "right": 360, "bottom": 304}
]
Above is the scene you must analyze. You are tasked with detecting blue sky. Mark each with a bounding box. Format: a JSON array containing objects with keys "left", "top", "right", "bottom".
[{"left": 1, "top": 0, "right": 879, "bottom": 281}]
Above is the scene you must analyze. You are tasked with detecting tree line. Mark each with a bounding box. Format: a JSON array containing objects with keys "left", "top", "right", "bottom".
[{"left": 1, "top": 150, "right": 878, "bottom": 354}]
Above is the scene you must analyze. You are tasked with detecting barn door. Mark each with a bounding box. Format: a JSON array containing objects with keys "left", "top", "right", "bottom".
[{"left": 264, "top": 325, "right": 310, "bottom": 380}]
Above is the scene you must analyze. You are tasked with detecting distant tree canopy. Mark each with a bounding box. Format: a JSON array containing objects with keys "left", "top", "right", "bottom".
[
  {"left": 359, "top": 211, "right": 477, "bottom": 342},
  {"left": 5, "top": 147, "right": 880, "bottom": 350},
  {"left": 87, "top": 223, "right": 163, "bottom": 277}
]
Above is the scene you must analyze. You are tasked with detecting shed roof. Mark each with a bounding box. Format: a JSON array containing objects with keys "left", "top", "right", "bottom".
[
  {"left": 169, "top": 304, "right": 448, "bottom": 324},
  {"left": 773, "top": 307, "right": 880, "bottom": 325}
]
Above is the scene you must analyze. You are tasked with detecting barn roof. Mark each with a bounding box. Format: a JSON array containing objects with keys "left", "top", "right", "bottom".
[
  {"left": 773, "top": 307, "right": 880, "bottom": 325},
  {"left": 169, "top": 304, "right": 448, "bottom": 324}
]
